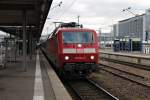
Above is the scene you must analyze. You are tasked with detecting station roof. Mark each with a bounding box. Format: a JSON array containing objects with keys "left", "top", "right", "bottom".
[{"left": 0, "top": 0, "right": 53, "bottom": 39}]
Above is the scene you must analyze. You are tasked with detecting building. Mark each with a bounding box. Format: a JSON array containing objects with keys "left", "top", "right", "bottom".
[
  {"left": 112, "top": 24, "right": 119, "bottom": 39},
  {"left": 99, "top": 32, "right": 113, "bottom": 49},
  {"left": 113, "top": 8, "right": 150, "bottom": 53}
]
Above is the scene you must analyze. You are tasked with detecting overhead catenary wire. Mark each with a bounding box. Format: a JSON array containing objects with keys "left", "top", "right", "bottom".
[
  {"left": 46, "top": 0, "right": 77, "bottom": 26},
  {"left": 53, "top": 0, "right": 78, "bottom": 21},
  {"left": 43, "top": 0, "right": 78, "bottom": 40},
  {"left": 50, "top": 1, "right": 62, "bottom": 11}
]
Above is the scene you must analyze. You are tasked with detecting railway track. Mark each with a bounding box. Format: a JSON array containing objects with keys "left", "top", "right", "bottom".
[
  {"left": 66, "top": 78, "right": 118, "bottom": 100},
  {"left": 101, "top": 58, "right": 150, "bottom": 71},
  {"left": 99, "top": 62, "right": 145, "bottom": 79},
  {"left": 99, "top": 64, "right": 150, "bottom": 88}
]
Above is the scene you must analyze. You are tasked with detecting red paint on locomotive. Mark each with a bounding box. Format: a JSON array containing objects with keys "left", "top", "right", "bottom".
[{"left": 44, "top": 23, "right": 99, "bottom": 74}]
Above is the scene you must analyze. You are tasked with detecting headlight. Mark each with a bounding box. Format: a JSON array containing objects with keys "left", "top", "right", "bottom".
[
  {"left": 90, "top": 56, "right": 94, "bottom": 60},
  {"left": 65, "top": 56, "right": 69, "bottom": 60},
  {"left": 78, "top": 44, "right": 82, "bottom": 47}
]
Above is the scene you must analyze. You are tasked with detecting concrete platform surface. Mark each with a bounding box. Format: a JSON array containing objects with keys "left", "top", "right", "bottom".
[
  {"left": 0, "top": 50, "right": 72, "bottom": 100},
  {"left": 100, "top": 49, "right": 150, "bottom": 59}
]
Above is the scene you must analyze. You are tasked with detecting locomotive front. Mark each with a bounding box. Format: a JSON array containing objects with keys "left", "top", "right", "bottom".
[{"left": 58, "top": 28, "right": 99, "bottom": 75}]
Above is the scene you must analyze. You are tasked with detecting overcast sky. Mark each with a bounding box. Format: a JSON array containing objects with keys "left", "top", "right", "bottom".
[{"left": 42, "top": 0, "right": 150, "bottom": 35}]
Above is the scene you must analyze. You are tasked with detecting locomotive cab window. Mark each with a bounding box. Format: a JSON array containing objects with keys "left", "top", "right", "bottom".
[{"left": 62, "top": 32, "right": 95, "bottom": 43}]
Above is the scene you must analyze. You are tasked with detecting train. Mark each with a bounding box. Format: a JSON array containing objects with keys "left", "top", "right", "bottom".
[{"left": 42, "top": 22, "right": 99, "bottom": 76}]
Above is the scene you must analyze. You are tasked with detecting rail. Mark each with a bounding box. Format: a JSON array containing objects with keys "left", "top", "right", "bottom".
[
  {"left": 100, "top": 65, "right": 150, "bottom": 88},
  {"left": 66, "top": 78, "right": 119, "bottom": 100}
]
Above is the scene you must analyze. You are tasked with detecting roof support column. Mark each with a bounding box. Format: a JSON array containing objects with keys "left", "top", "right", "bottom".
[
  {"left": 22, "top": 10, "right": 27, "bottom": 71},
  {"left": 29, "top": 32, "right": 32, "bottom": 60}
]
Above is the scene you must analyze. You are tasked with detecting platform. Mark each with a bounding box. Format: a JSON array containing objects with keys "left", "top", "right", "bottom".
[
  {"left": 0, "top": 50, "right": 72, "bottom": 100},
  {"left": 100, "top": 49, "right": 150, "bottom": 58},
  {"left": 100, "top": 49, "right": 150, "bottom": 67}
]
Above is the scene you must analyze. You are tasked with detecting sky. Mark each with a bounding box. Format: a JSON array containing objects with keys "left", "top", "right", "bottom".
[{"left": 42, "top": 0, "right": 150, "bottom": 35}]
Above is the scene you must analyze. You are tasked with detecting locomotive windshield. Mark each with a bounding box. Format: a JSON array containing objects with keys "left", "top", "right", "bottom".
[{"left": 62, "top": 32, "right": 94, "bottom": 43}]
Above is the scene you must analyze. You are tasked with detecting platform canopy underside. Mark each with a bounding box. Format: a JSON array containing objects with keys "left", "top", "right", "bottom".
[{"left": 0, "top": 0, "right": 53, "bottom": 39}]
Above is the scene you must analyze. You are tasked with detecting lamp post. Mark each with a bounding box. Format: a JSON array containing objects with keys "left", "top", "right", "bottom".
[
  {"left": 98, "top": 28, "right": 101, "bottom": 49},
  {"left": 122, "top": 7, "right": 137, "bottom": 16},
  {"left": 109, "top": 25, "right": 113, "bottom": 50},
  {"left": 77, "top": 15, "right": 80, "bottom": 26}
]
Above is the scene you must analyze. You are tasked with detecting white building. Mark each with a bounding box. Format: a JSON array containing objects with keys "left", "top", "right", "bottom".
[
  {"left": 113, "top": 8, "right": 150, "bottom": 42},
  {"left": 113, "top": 8, "right": 150, "bottom": 53}
]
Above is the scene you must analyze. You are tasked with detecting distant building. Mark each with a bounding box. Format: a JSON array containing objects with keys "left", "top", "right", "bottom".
[
  {"left": 113, "top": 8, "right": 150, "bottom": 42},
  {"left": 112, "top": 24, "right": 119, "bottom": 39},
  {"left": 112, "top": 8, "right": 150, "bottom": 53},
  {"left": 99, "top": 33, "right": 112, "bottom": 41},
  {"left": 99, "top": 32, "right": 113, "bottom": 49}
]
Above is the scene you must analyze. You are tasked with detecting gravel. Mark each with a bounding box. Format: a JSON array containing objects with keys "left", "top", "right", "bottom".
[{"left": 89, "top": 70, "right": 150, "bottom": 100}]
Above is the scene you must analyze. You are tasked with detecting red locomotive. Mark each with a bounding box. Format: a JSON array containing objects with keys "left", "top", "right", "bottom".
[{"left": 43, "top": 22, "right": 99, "bottom": 76}]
